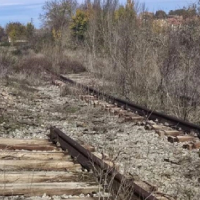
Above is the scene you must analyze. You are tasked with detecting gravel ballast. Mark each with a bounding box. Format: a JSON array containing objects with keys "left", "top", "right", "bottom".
[{"left": 0, "top": 75, "right": 199, "bottom": 200}]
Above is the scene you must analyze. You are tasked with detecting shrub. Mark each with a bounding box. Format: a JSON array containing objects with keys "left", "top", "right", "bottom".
[
  {"left": 57, "top": 58, "right": 86, "bottom": 74},
  {"left": 0, "top": 49, "right": 16, "bottom": 76},
  {"left": 16, "top": 54, "right": 52, "bottom": 74}
]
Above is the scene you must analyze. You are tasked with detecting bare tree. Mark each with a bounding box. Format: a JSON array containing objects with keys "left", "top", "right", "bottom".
[
  {"left": 40, "top": 0, "right": 77, "bottom": 30},
  {"left": 40, "top": 0, "right": 77, "bottom": 50}
]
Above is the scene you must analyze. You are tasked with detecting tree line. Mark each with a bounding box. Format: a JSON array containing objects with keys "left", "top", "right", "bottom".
[
  {"left": 0, "top": 22, "right": 34, "bottom": 44},
  {"left": 0, "top": 1, "right": 199, "bottom": 45},
  {"left": 37, "top": 0, "right": 200, "bottom": 123},
  {"left": 1, "top": 0, "right": 200, "bottom": 124}
]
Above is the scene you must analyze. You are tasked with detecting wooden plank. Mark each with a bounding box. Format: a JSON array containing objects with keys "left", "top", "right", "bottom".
[
  {"left": 151, "top": 125, "right": 168, "bottom": 131},
  {"left": 0, "top": 171, "right": 82, "bottom": 183},
  {"left": 0, "top": 138, "right": 93, "bottom": 152},
  {"left": 124, "top": 116, "right": 144, "bottom": 122},
  {"left": 60, "top": 198, "right": 104, "bottom": 200},
  {"left": 52, "top": 198, "right": 108, "bottom": 200},
  {"left": 24, "top": 198, "right": 106, "bottom": 200},
  {"left": 0, "top": 144, "right": 57, "bottom": 151},
  {"left": 164, "top": 130, "right": 181, "bottom": 137},
  {"left": 168, "top": 135, "right": 196, "bottom": 143},
  {"left": 0, "top": 160, "right": 81, "bottom": 171},
  {"left": 0, "top": 138, "right": 57, "bottom": 151},
  {"left": 52, "top": 198, "right": 104, "bottom": 200},
  {"left": 192, "top": 142, "right": 200, "bottom": 149},
  {"left": 0, "top": 151, "right": 68, "bottom": 160},
  {"left": 155, "top": 194, "right": 175, "bottom": 200},
  {"left": 0, "top": 182, "right": 99, "bottom": 196},
  {"left": 0, "top": 138, "right": 51, "bottom": 145},
  {"left": 176, "top": 136, "right": 195, "bottom": 142}
]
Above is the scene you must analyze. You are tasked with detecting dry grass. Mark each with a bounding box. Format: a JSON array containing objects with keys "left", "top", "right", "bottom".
[
  {"left": 0, "top": 49, "right": 16, "bottom": 77},
  {"left": 16, "top": 54, "right": 51, "bottom": 74},
  {"left": 0, "top": 45, "right": 87, "bottom": 88},
  {"left": 56, "top": 58, "right": 86, "bottom": 74},
  {"left": 40, "top": 44, "right": 87, "bottom": 74}
]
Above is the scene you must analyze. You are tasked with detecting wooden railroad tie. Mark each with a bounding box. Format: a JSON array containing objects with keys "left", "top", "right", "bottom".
[
  {"left": 145, "top": 123, "right": 200, "bottom": 150},
  {"left": 79, "top": 93, "right": 200, "bottom": 150},
  {"left": 80, "top": 95, "right": 145, "bottom": 123},
  {"left": 0, "top": 137, "right": 99, "bottom": 198}
]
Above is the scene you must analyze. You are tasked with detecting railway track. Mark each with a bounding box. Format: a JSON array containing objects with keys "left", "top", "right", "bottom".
[
  {"left": 0, "top": 74, "right": 199, "bottom": 200},
  {"left": 0, "top": 133, "right": 99, "bottom": 199},
  {"left": 55, "top": 75, "right": 200, "bottom": 150},
  {"left": 0, "top": 127, "right": 172, "bottom": 200}
]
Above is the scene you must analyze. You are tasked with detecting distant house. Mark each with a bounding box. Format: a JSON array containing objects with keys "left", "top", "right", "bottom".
[
  {"left": 167, "top": 15, "right": 183, "bottom": 27},
  {"left": 8, "top": 36, "right": 27, "bottom": 44},
  {"left": 152, "top": 15, "right": 184, "bottom": 33}
]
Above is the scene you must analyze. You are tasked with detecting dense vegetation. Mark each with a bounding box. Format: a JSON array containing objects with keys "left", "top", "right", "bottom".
[{"left": 1, "top": 0, "right": 200, "bottom": 124}]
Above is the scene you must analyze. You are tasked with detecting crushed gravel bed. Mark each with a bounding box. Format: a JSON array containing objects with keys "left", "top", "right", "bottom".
[{"left": 0, "top": 76, "right": 200, "bottom": 200}]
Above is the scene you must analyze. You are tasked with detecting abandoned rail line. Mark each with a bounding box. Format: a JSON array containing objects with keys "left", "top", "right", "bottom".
[
  {"left": 56, "top": 74, "right": 200, "bottom": 150},
  {"left": 1, "top": 74, "right": 199, "bottom": 199},
  {"left": 0, "top": 127, "right": 170, "bottom": 200}
]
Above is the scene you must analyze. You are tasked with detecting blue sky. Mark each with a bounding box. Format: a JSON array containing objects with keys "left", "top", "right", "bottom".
[
  {"left": 0, "top": 0, "right": 46, "bottom": 28},
  {"left": 143, "top": 0, "right": 197, "bottom": 13},
  {"left": 0, "top": 0, "right": 197, "bottom": 28}
]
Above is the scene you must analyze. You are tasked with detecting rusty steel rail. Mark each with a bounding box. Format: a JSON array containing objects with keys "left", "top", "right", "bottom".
[
  {"left": 50, "top": 127, "right": 159, "bottom": 200},
  {"left": 59, "top": 75, "right": 200, "bottom": 138}
]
